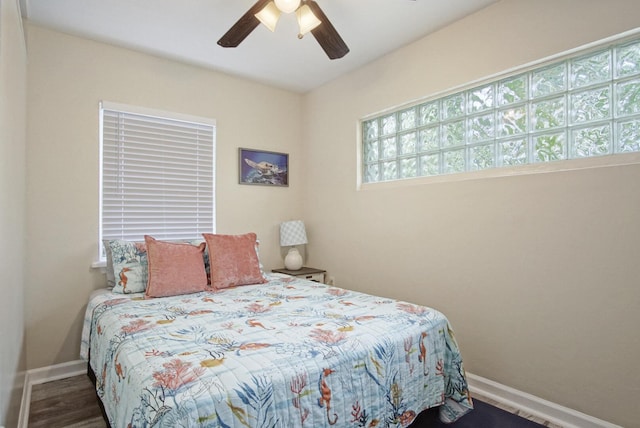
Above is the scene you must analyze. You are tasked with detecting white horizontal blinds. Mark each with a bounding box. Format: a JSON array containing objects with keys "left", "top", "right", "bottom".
[{"left": 101, "top": 107, "right": 215, "bottom": 242}]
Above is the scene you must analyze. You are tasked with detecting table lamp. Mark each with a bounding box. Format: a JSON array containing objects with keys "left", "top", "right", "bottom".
[{"left": 280, "top": 220, "right": 307, "bottom": 270}]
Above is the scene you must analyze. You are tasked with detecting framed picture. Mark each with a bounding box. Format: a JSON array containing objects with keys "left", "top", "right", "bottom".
[{"left": 238, "top": 148, "right": 289, "bottom": 187}]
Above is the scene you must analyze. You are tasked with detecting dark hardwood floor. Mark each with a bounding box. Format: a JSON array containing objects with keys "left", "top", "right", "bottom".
[{"left": 28, "top": 375, "right": 106, "bottom": 428}]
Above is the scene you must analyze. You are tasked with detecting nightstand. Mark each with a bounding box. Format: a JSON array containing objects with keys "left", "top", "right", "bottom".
[{"left": 272, "top": 267, "right": 326, "bottom": 283}]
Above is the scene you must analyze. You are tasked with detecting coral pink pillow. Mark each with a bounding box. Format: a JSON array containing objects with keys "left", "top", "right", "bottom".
[
  {"left": 202, "top": 232, "right": 267, "bottom": 290},
  {"left": 144, "top": 236, "right": 208, "bottom": 298}
]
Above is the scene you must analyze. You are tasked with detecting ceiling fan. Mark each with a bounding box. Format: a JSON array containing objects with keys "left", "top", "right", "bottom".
[{"left": 217, "top": 0, "right": 350, "bottom": 60}]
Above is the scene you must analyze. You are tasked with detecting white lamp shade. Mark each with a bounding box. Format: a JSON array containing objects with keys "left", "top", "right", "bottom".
[
  {"left": 280, "top": 220, "right": 308, "bottom": 246},
  {"left": 274, "top": 0, "right": 301, "bottom": 14},
  {"left": 255, "top": 1, "right": 281, "bottom": 32},
  {"left": 296, "top": 4, "right": 321, "bottom": 36}
]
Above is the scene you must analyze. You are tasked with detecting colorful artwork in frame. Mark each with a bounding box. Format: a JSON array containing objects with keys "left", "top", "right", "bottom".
[{"left": 238, "top": 148, "right": 289, "bottom": 187}]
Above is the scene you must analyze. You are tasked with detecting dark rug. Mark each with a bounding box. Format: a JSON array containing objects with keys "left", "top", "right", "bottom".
[{"left": 410, "top": 399, "right": 545, "bottom": 427}]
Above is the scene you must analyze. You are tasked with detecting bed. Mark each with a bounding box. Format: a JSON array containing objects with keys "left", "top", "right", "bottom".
[{"left": 80, "top": 272, "right": 473, "bottom": 427}]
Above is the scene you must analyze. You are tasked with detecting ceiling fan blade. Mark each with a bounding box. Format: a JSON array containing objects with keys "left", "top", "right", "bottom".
[
  {"left": 305, "top": 0, "right": 349, "bottom": 59},
  {"left": 218, "top": 0, "right": 271, "bottom": 48}
]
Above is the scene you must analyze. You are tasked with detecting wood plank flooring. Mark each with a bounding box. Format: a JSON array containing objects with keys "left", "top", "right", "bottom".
[
  {"left": 475, "top": 396, "right": 563, "bottom": 428},
  {"left": 27, "top": 374, "right": 562, "bottom": 427},
  {"left": 28, "top": 375, "right": 106, "bottom": 428}
]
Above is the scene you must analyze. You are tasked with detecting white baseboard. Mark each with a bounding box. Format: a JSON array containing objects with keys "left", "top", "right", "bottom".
[
  {"left": 467, "top": 372, "right": 622, "bottom": 428},
  {"left": 17, "top": 360, "right": 86, "bottom": 428},
  {"left": 23, "top": 360, "right": 86, "bottom": 385},
  {"left": 16, "top": 374, "right": 30, "bottom": 428}
]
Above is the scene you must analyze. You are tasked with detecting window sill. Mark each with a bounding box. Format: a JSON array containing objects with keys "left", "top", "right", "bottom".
[
  {"left": 358, "top": 152, "right": 640, "bottom": 190},
  {"left": 91, "top": 260, "right": 106, "bottom": 272}
]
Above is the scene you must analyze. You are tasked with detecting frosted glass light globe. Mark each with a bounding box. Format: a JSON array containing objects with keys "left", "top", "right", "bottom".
[{"left": 274, "top": 0, "right": 301, "bottom": 14}]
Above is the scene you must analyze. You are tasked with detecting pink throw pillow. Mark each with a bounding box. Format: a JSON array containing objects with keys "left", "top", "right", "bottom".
[
  {"left": 202, "top": 232, "right": 267, "bottom": 289},
  {"left": 144, "top": 236, "right": 208, "bottom": 298}
]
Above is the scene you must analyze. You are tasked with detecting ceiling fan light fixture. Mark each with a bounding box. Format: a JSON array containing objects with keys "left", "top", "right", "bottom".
[
  {"left": 296, "top": 4, "right": 321, "bottom": 37},
  {"left": 255, "top": 1, "right": 281, "bottom": 32},
  {"left": 274, "top": 0, "right": 301, "bottom": 14},
  {"left": 220, "top": 0, "right": 348, "bottom": 59}
]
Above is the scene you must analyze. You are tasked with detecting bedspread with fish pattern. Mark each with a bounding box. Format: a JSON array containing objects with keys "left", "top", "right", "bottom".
[{"left": 81, "top": 274, "right": 472, "bottom": 427}]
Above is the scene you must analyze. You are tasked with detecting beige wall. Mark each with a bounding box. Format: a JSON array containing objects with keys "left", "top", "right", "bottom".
[
  {"left": 24, "top": 24, "right": 304, "bottom": 370},
  {"left": 303, "top": 1, "right": 640, "bottom": 427},
  {"left": 20, "top": 0, "right": 640, "bottom": 426},
  {"left": 0, "top": 0, "right": 27, "bottom": 425}
]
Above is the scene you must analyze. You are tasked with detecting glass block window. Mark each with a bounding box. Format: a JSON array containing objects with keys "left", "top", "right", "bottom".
[{"left": 362, "top": 36, "right": 640, "bottom": 183}]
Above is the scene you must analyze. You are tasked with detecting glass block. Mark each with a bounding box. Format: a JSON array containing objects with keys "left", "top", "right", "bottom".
[
  {"left": 442, "top": 93, "right": 465, "bottom": 120},
  {"left": 381, "top": 137, "right": 397, "bottom": 159},
  {"left": 615, "top": 79, "right": 640, "bottom": 117},
  {"left": 363, "top": 120, "right": 378, "bottom": 141},
  {"left": 468, "top": 113, "right": 495, "bottom": 143},
  {"left": 442, "top": 148, "right": 465, "bottom": 174},
  {"left": 616, "top": 39, "right": 640, "bottom": 78},
  {"left": 418, "top": 126, "right": 439, "bottom": 152},
  {"left": 442, "top": 120, "right": 465, "bottom": 148},
  {"left": 570, "top": 50, "right": 611, "bottom": 89},
  {"left": 533, "top": 96, "right": 565, "bottom": 130},
  {"left": 498, "top": 107, "right": 527, "bottom": 136},
  {"left": 420, "top": 154, "right": 440, "bottom": 176},
  {"left": 364, "top": 163, "right": 379, "bottom": 183},
  {"left": 499, "top": 74, "right": 528, "bottom": 105},
  {"left": 531, "top": 63, "right": 566, "bottom": 98},
  {"left": 419, "top": 102, "right": 439, "bottom": 125},
  {"left": 399, "top": 108, "right": 416, "bottom": 131},
  {"left": 617, "top": 119, "right": 640, "bottom": 153},
  {"left": 399, "top": 132, "right": 417, "bottom": 155},
  {"left": 382, "top": 161, "right": 398, "bottom": 181},
  {"left": 381, "top": 114, "right": 397, "bottom": 136},
  {"left": 499, "top": 139, "right": 528, "bottom": 166},
  {"left": 534, "top": 132, "right": 566, "bottom": 162},
  {"left": 364, "top": 139, "right": 379, "bottom": 162},
  {"left": 361, "top": 36, "right": 640, "bottom": 186},
  {"left": 570, "top": 85, "right": 610, "bottom": 124},
  {"left": 470, "top": 143, "right": 495, "bottom": 171},
  {"left": 400, "top": 158, "right": 417, "bottom": 178},
  {"left": 469, "top": 84, "right": 494, "bottom": 113},
  {"left": 571, "top": 125, "right": 611, "bottom": 158}
]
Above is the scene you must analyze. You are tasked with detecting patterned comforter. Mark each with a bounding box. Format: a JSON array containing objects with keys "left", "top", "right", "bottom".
[{"left": 81, "top": 274, "right": 472, "bottom": 427}]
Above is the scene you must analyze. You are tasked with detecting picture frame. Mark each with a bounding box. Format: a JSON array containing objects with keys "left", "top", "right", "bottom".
[{"left": 238, "top": 148, "right": 289, "bottom": 187}]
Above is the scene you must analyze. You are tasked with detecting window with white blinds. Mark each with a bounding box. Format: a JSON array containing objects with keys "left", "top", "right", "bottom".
[{"left": 100, "top": 102, "right": 216, "bottom": 255}]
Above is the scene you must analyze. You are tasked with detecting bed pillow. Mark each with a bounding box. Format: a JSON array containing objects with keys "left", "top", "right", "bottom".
[
  {"left": 202, "top": 232, "right": 268, "bottom": 289},
  {"left": 188, "top": 239, "right": 210, "bottom": 284},
  {"left": 102, "top": 239, "right": 116, "bottom": 288},
  {"left": 108, "top": 239, "right": 148, "bottom": 294},
  {"left": 145, "top": 236, "right": 208, "bottom": 298}
]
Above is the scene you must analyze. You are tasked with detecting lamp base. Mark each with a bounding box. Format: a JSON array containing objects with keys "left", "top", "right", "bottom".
[{"left": 284, "top": 247, "right": 303, "bottom": 270}]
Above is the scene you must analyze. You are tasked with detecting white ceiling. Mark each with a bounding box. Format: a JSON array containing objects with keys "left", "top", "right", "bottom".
[{"left": 20, "top": 0, "right": 498, "bottom": 93}]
